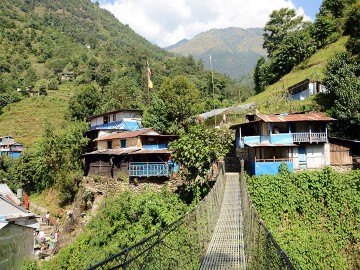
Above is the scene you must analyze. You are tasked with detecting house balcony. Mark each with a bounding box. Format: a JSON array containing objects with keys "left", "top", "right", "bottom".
[
  {"left": 291, "top": 132, "right": 327, "bottom": 143},
  {"left": 237, "top": 132, "right": 327, "bottom": 148},
  {"left": 129, "top": 162, "right": 171, "bottom": 177}
]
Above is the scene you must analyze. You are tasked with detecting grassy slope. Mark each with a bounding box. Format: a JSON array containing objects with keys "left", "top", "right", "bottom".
[
  {"left": 242, "top": 37, "right": 348, "bottom": 115},
  {"left": 0, "top": 84, "right": 73, "bottom": 146}
]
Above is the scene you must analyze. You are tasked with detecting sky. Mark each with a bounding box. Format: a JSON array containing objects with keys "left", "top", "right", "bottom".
[{"left": 99, "top": 0, "right": 323, "bottom": 48}]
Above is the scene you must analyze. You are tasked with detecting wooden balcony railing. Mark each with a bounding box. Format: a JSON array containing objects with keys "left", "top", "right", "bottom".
[
  {"left": 129, "top": 162, "right": 170, "bottom": 177},
  {"left": 292, "top": 132, "right": 327, "bottom": 143}
]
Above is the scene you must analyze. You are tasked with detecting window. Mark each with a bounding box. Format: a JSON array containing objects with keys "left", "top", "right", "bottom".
[
  {"left": 121, "top": 139, "right": 126, "bottom": 148},
  {"left": 107, "top": 140, "right": 112, "bottom": 149}
]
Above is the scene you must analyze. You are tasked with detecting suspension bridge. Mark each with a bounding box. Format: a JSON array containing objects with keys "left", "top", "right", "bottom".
[{"left": 88, "top": 161, "right": 296, "bottom": 270}]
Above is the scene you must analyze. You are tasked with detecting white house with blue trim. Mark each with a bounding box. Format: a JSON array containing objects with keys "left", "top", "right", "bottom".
[
  {"left": 85, "top": 109, "right": 143, "bottom": 152},
  {"left": 0, "top": 136, "right": 25, "bottom": 158},
  {"left": 231, "top": 112, "right": 336, "bottom": 175},
  {"left": 288, "top": 79, "right": 326, "bottom": 101}
]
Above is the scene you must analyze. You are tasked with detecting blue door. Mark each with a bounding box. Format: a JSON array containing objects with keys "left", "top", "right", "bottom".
[{"left": 298, "top": 146, "right": 307, "bottom": 169}]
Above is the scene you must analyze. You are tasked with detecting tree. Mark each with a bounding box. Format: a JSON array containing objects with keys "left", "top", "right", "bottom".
[
  {"left": 156, "top": 75, "right": 201, "bottom": 134},
  {"left": 323, "top": 53, "right": 360, "bottom": 139},
  {"left": 95, "top": 62, "right": 113, "bottom": 88},
  {"left": 344, "top": 1, "right": 360, "bottom": 57},
  {"left": 319, "top": 0, "right": 347, "bottom": 18},
  {"left": 254, "top": 57, "right": 267, "bottom": 93},
  {"left": 271, "top": 29, "right": 316, "bottom": 76},
  {"left": 100, "top": 75, "right": 144, "bottom": 112},
  {"left": 68, "top": 84, "right": 101, "bottom": 120},
  {"left": 8, "top": 122, "right": 89, "bottom": 204},
  {"left": 263, "top": 8, "right": 305, "bottom": 57},
  {"left": 24, "top": 67, "right": 38, "bottom": 86},
  {"left": 169, "top": 124, "right": 233, "bottom": 199},
  {"left": 310, "top": 15, "right": 337, "bottom": 47},
  {"left": 142, "top": 95, "right": 167, "bottom": 132}
]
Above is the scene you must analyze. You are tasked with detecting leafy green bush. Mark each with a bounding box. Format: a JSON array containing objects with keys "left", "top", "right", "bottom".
[
  {"left": 40, "top": 190, "right": 189, "bottom": 269},
  {"left": 247, "top": 167, "right": 360, "bottom": 269}
]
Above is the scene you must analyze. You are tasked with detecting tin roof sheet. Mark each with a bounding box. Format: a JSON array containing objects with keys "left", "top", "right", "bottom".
[
  {"left": 0, "top": 195, "right": 29, "bottom": 217},
  {"left": 95, "top": 129, "right": 157, "bottom": 141},
  {"left": 256, "top": 112, "right": 336, "bottom": 123},
  {"left": 0, "top": 184, "right": 21, "bottom": 205},
  {"left": 88, "top": 109, "right": 143, "bottom": 120},
  {"left": 129, "top": 149, "right": 171, "bottom": 155},
  {"left": 245, "top": 142, "right": 298, "bottom": 147},
  {"left": 82, "top": 148, "right": 139, "bottom": 156}
]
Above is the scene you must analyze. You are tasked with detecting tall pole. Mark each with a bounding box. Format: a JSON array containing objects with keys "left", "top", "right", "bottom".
[{"left": 209, "top": 55, "right": 216, "bottom": 127}]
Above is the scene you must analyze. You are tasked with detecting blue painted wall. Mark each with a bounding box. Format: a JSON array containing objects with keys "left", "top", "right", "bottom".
[
  {"left": 244, "top": 136, "right": 261, "bottom": 144},
  {"left": 250, "top": 161, "right": 294, "bottom": 175},
  {"left": 270, "top": 133, "right": 293, "bottom": 144},
  {"left": 91, "top": 121, "right": 141, "bottom": 131},
  {"left": 238, "top": 134, "right": 293, "bottom": 148},
  {"left": 10, "top": 152, "right": 21, "bottom": 158},
  {"left": 0, "top": 151, "right": 22, "bottom": 158},
  {"left": 142, "top": 144, "right": 168, "bottom": 149}
]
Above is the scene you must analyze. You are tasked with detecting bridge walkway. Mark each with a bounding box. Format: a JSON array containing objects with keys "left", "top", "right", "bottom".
[{"left": 200, "top": 173, "right": 246, "bottom": 270}]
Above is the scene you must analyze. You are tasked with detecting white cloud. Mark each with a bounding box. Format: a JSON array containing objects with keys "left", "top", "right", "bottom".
[{"left": 100, "top": 0, "right": 310, "bottom": 47}]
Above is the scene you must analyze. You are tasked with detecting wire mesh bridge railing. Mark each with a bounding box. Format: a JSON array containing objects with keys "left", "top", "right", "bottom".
[
  {"left": 240, "top": 160, "right": 296, "bottom": 270},
  {"left": 88, "top": 163, "right": 227, "bottom": 270},
  {"left": 88, "top": 160, "right": 296, "bottom": 269}
]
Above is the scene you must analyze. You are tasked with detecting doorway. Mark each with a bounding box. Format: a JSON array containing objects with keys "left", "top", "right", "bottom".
[{"left": 298, "top": 146, "right": 307, "bottom": 169}]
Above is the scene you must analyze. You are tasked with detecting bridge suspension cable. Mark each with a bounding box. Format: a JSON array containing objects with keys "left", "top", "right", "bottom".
[{"left": 88, "top": 164, "right": 227, "bottom": 270}]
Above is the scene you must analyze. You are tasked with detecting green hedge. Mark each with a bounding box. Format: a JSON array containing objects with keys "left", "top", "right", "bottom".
[{"left": 247, "top": 167, "right": 360, "bottom": 270}]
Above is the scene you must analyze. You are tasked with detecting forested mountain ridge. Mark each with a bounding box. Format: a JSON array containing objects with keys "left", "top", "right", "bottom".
[
  {"left": 166, "top": 27, "right": 266, "bottom": 79},
  {"left": 0, "top": 0, "right": 239, "bottom": 143}
]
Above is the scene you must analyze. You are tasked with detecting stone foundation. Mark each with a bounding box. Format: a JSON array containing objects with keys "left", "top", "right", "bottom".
[{"left": 330, "top": 164, "right": 353, "bottom": 173}]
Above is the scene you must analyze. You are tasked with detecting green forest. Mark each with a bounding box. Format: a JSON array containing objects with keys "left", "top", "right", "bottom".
[{"left": 0, "top": 0, "right": 358, "bottom": 269}]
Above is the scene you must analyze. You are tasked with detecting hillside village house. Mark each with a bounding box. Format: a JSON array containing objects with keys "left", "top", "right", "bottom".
[
  {"left": 86, "top": 109, "right": 143, "bottom": 151},
  {"left": 288, "top": 79, "right": 326, "bottom": 100},
  {"left": 0, "top": 136, "right": 25, "bottom": 158},
  {"left": 231, "top": 112, "right": 336, "bottom": 175},
  {"left": 83, "top": 128, "right": 178, "bottom": 178},
  {"left": 0, "top": 184, "right": 39, "bottom": 269}
]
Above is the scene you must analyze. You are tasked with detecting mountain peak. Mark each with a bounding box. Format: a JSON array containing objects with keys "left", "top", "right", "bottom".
[{"left": 166, "top": 27, "right": 266, "bottom": 79}]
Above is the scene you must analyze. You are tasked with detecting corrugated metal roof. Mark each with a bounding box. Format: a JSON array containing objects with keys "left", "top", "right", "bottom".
[
  {"left": 0, "top": 195, "right": 28, "bottom": 217},
  {"left": 0, "top": 184, "right": 21, "bottom": 205},
  {"left": 245, "top": 142, "right": 298, "bottom": 147},
  {"left": 95, "top": 128, "right": 158, "bottom": 141},
  {"left": 129, "top": 149, "right": 171, "bottom": 155},
  {"left": 198, "top": 102, "right": 256, "bottom": 120},
  {"left": 256, "top": 112, "right": 336, "bottom": 123},
  {"left": 88, "top": 109, "right": 143, "bottom": 120},
  {"left": 0, "top": 221, "right": 8, "bottom": 229},
  {"left": 82, "top": 148, "right": 139, "bottom": 156},
  {"left": 10, "top": 148, "right": 24, "bottom": 152}
]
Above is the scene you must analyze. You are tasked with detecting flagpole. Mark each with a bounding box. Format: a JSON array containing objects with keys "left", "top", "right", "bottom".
[
  {"left": 147, "top": 61, "right": 152, "bottom": 105},
  {"left": 209, "top": 55, "right": 216, "bottom": 127}
]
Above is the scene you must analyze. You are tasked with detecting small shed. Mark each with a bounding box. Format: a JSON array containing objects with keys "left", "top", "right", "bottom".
[{"left": 329, "top": 137, "right": 357, "bottom": 165}]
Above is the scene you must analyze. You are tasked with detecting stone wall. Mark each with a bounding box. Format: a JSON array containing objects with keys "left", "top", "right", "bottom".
[{"left": 330, "top": 164, "right": 353, "bottom": 173}]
